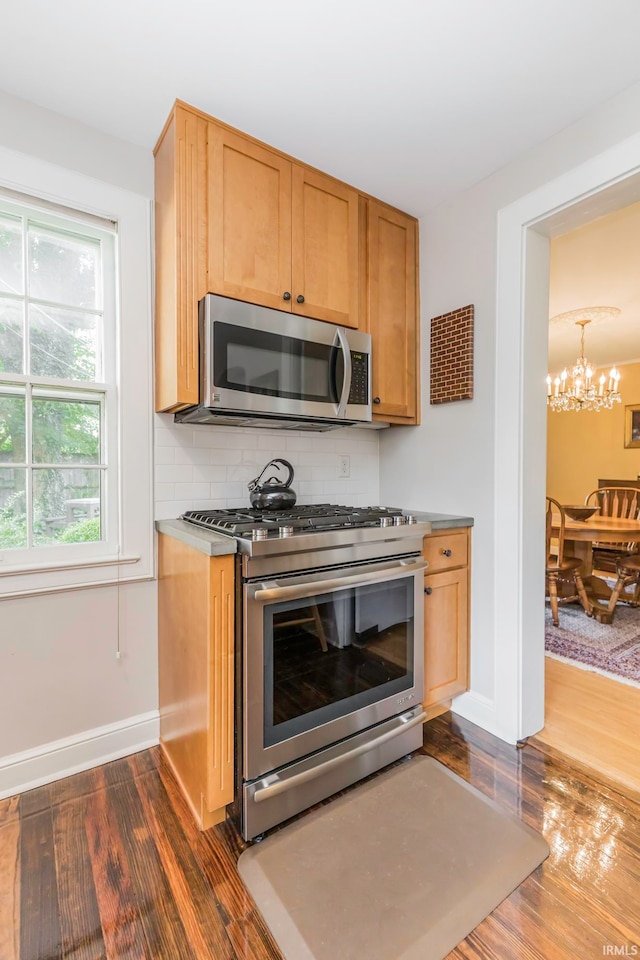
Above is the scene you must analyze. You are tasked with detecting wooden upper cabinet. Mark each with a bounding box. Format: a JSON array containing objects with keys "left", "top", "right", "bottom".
[
  {"left": 367, "top": 200, "right": 418, "bottom": 422},
  {"left": 208, "top": 126, "right": 292, "bottom": 311},
  {"left": 155, "top": 104, "right": 208, "bottom": 411},
  {"left": 154, "top": 101, "right": 421, "bottom": 417},
  {"left": 291, "top": 166, "right": 360, "bottom": 328}
]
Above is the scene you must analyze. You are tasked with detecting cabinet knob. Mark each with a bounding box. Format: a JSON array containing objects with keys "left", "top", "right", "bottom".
[
  {"left": 373, "top": 397, "right": 381, "bottom": 405},
  {"left": 296, "top": 294, "right": 305, "bottom": 304},
  {"left": 283, "top": 291, "right": 291, "bottom": 301},
  {"left": 424, "top": 586, "right": 432, "bottom": 596},
  {"left": 442, "top": 549, "right": 452, "bottom": 557}
]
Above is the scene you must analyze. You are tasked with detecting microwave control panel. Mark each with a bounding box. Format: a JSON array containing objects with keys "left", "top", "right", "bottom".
[{"left": 348, "top": 352, "right": 369, "bottom": 405}]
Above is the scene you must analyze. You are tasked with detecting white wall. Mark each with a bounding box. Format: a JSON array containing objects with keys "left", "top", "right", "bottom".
[
  {"left": 0, "top": 91, "right": 157, "bottom": 792},
  {"left": 0, "top": 581, "right": 157, "bottom": 758},
  {"left": 0, "top": 89, "right": 152, "bottom": 194},
  {"left": 380, "top": 79, "right": 640, "bottom": 726},
  {"left": 155, "top": 416, "right": 380, "bottom": 518}
]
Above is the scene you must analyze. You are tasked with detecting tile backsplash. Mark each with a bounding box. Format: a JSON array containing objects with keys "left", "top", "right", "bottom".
[{"left": 154, "top": 415, "right": 381, "bottom": 520}]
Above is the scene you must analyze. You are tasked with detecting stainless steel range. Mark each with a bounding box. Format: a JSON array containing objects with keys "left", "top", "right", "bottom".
[{"left": 182, "top": 504, "right": 431, "bottom": 840}]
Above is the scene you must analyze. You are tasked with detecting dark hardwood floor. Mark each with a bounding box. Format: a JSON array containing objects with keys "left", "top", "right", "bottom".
[{"left": 3, "top": 713, "right": 640, "bottom": 959}]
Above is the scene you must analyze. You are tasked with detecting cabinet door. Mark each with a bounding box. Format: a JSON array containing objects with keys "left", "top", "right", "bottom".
[
  {"left": 423, "top": 567, "right": 469, "bottom": 708},
  {"left": 155, "top": 105, "right": 208, "bottom": 411},
  {"left": 209, "top": 125, "right": 292, "bottom": 311},
  {"left": 367, "top": 201, "right": 418, "bottom": 421},
  {"left": 291, "top": 165, "right": 360, "bottom": 328}
]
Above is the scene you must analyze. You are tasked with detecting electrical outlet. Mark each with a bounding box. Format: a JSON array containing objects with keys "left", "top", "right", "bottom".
[{"left": 338, "top": 455, "right": 350, "bottom": 478}]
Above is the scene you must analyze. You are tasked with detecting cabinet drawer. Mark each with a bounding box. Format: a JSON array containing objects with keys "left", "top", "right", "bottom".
[{"left": 422, "top": 531, "right": 468, "bottom": 572}]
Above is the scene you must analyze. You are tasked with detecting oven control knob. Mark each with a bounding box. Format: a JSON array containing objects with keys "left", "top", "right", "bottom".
[
  {"left": 251, "top": 528, "right": 269, "bottom": 541},
  {"left": 392, "top": 515, "right": 406, "bottom": 525},
  {"left": 278, "top": 526, "right": 294, "bottom": 538},
  {"left": 406, "top": 515, "right": 417, "bottom": 524},
  {"left": 379, "top": 517, "right": 393, "bottom": 527}
]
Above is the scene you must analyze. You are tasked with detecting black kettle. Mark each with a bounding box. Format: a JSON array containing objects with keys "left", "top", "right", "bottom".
[{"left": 248, "top": 458, "right": 297, "bottom": 510}]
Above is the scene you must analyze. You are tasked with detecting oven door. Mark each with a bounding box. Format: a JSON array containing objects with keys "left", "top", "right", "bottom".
[{"left": 243, "top": 555, "right": 426, "bottom": 781}]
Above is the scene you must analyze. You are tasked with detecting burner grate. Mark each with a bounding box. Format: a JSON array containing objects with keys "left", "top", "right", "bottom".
[{"left": 182, "top": 504, "right": 405, "bottom": 537}]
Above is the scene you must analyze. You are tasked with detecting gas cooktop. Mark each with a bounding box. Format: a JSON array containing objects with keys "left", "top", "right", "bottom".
[{"left": 182, "top": 504, "right": 419, "bottom": 539}]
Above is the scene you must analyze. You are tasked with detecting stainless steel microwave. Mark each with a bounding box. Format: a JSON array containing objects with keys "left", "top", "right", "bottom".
[{"left": 175, "top": 294, "right": 373, "bottom": 431}]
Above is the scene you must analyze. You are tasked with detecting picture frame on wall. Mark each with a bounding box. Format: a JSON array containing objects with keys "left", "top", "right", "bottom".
[{"left": 624, "top": 404, "right": 640, "bottom": 448}]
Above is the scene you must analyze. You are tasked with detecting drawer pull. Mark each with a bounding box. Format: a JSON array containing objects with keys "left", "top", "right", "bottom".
[
  {"left": 442, "top": 549, "right": 452, "bottom": 557},
  {"left": 424, "top": 586, "right": 432, "bottom": 596}
]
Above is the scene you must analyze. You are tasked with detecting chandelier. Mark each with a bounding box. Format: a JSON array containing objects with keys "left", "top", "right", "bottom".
[{"left": 547, "top": 309, "right": 621, "bottom": 413}]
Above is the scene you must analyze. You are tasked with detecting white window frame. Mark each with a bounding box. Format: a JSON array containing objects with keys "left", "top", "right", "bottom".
[
  {"left": 0, "top": 196, "right": 119, "bottom": 566},
  {"left": 0, "top": 145, "right": 153, "bottom": 598}
]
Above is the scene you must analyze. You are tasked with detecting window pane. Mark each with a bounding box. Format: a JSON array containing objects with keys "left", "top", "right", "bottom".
[
  {"left": 33, "top": 468, "right": 101, "bottom": 545},
  {"left": 32, "top": 397, "right": 100, "bottom": 464},
  {"left": 0, "top": 468, "right": 26, "bottom": 548},
  {"left": 0, "top": 299, "right": 24, "bottom": 374},
  {"left": 0, "top": 391, "right": 26, "bottom": 463},
  {"left": 28, "top": 225, "right": 101, "bottom": 309},
  {"left": 0, "top": 215, "right": 23, "bottom": 295},
  {"left": 0, "top": 467, "right": 27, "bottom": 548},
  {"left": 29, "top": 305, "right": 100, "bottom": 381}
]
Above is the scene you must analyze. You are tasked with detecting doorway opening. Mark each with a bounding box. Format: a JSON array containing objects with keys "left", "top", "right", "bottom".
[
  {"left": 493, "top": 141, "right": 640, "bottom": 747},
  {"left": 533, "top": 203, "right": 640, "bottom": 791}
]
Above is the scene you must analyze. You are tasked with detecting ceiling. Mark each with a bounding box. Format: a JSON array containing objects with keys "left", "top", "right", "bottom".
[
  {"left": 3, "top": 1, "right": 640, "bottom": 215},
  {"left": 548, "top": 199, "right": 640, "bottom": 371}
]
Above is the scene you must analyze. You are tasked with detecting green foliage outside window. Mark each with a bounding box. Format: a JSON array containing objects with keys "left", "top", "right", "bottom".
[{"left": 0, "top": 215, "right": 104, "bottom": 550}]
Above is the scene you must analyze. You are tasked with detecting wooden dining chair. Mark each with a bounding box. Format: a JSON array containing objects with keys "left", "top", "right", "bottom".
[
  {"left": 546, "top": 497, "right": 592, "bottom": 626},
  {"left": 598, "top": 554, "right": 640, "bottom": 618},
  {"left": 585, "top": 487, "right": 640, "bottom": 573}
]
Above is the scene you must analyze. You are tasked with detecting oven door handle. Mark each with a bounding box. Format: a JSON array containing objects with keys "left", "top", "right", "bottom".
[
  {"left": 252, "top": 709, "right": 427, "bottom": 804},
  {"left": 253, "top": 558, "right": 428, "bottom": 602}
]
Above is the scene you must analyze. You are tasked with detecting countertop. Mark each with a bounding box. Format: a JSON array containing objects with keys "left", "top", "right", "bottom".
[
  {"left": 411, "top": 512, "right": 474, "bottom": 530},
  {"left": 156, "top": 512, "right": 473, "bottom": 556},
  {"left": 155, "top": 519, "right": 237, "bottom": 556}
]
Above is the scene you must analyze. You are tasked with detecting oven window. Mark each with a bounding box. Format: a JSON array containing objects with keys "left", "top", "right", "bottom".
[
  {"left": 263, "top": 578, "right": 414, "bottom": 747},
  {"left": 214, "top": 322, "right": 341, "bottom": 402}
]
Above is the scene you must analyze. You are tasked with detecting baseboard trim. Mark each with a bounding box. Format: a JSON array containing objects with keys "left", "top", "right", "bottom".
[
  {"left": 450, "top": 691, "right": 505, "bottom": 740},
  {"left": 0, "top": 710, "right": 160, "bottom": 800}
]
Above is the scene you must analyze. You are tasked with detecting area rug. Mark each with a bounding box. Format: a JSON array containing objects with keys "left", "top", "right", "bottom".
[
  {"left": 545, "top": 602, "right": 640, "bottom": 682},
  {"left": 238, "top": 755, "right": 549, "bottom": 960}
]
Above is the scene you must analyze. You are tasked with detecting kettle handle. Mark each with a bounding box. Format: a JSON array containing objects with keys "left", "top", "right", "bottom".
[
  {"left": 271, "top": 458, "right": 294, "bottom": 488},
  {"left": 248, "top": 457, "right": 295, "bottom": 492}
]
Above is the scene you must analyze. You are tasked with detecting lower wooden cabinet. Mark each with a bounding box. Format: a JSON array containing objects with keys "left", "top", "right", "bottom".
[
  {"left": 422, "top": 528, "right": 470, "bottom": 717},
  {"left": 158, "top": 534, "right": 235, "bottom": 829}
]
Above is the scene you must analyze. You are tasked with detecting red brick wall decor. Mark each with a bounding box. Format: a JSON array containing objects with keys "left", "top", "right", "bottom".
[{"left": 430, "top": 304, "right": 474, "bottom": 404}]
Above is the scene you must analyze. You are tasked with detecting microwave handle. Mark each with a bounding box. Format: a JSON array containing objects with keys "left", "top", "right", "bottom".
[{"left": 335, "top": 328, "right": 352, "bottom": 418}]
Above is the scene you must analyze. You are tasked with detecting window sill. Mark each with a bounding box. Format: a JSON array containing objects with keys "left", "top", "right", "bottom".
[
  {"left": 0, "top": 554, "right": 140, "bottom": 578},
  {"left": 0, "top": 554, "right": 151, "bottom": 602}
]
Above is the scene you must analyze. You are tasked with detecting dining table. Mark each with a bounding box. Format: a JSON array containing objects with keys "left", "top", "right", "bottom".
[{"left": 552, "top": 514, "right": 640, "bottom": 623}]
